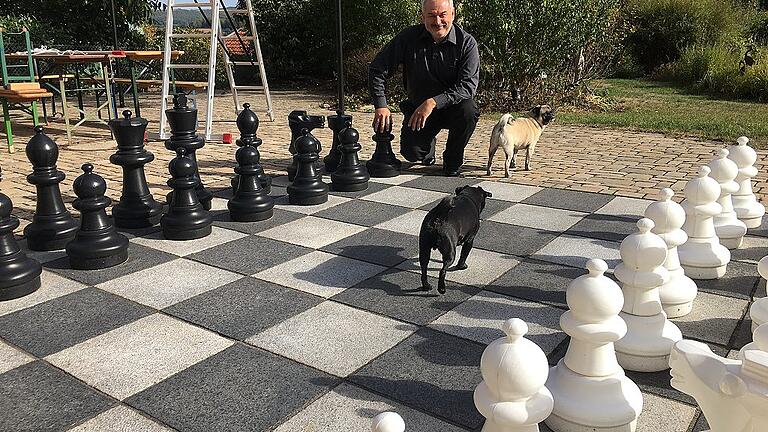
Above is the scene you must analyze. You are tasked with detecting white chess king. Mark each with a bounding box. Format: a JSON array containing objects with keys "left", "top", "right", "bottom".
[
  {"left": 708, "top": 149, "right": 747, "bottom": 249},
  {"left": 727, "top": 136, "right": 765, "bottom": 229}
]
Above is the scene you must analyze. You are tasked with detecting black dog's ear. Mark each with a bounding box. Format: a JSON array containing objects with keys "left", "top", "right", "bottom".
[
  {"left": 455, "top": 186, "right": 468, "bottom": 195},
  {"left": 485, "top": 190, "right": 493, "bottom": 198},
  {"left": 476, "top": 186, "right": 492, "bottom": 198},
  {"left": 532, "top": 105, "right": 542, "bottom": 116}
]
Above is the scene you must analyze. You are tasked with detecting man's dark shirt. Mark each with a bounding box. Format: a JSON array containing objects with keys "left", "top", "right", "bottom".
[{"left": 369, "top": 24, "right": 480, "bottom": 110}]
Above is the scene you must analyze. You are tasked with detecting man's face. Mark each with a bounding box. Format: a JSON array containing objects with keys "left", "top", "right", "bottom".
[{"left": 421, "top": 0, "right": 454, "bottom": 42}]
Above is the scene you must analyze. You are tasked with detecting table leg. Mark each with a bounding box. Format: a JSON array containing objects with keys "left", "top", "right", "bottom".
[
  {"left": 74, "top": 66, "right": 85, "bottom": 121},
  {"left": 103, "top": 62, "right": 115, "bottom": 121},
  {"left": 59, "top": 75, "right": 72, "bottom": 144},
  {"left": 2, "top": 99, "right": 13, "bottom": 153},
  {"left": 130, "top": 60, "right": 141, "bottom": 117}
]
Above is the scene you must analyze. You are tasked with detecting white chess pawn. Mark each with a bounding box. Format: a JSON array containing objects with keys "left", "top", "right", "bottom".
[
  {"left": 709, "top": 149, "right": 747, "bottom": 249},
  {"left": 474, "top": 318, "right": 554, "bottom": 432},
  {"left": 615, "top": 218, "right": 683, "bottom": 372},
  {"left": 371, "top": 412, "right": 405, "bottom": 432},
  {"left": 545, "top": 259, "right": 643, "bottom": 432},
  {"left": 727, "top": 136, "right": 765, "bottom": 229},
  {"left": 749, "top": 256, "right": 768, "bottom": 332},
  {"left": 678, "top": 166, "right": 731, "bottom": 279},
  {"left": 739, "top": 322, "right": 768, "bottom": 359},
  {"left": 645, "top": 188, "right": 698, "bottom": 318}
]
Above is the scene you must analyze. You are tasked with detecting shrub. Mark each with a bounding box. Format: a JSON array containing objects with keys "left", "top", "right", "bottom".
[{"left": 622, "top": 0, "right": 746, "bottom": 74}]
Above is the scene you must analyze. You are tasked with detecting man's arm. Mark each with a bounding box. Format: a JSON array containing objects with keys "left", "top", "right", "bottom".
[
  {"left": 432, "top": 35, "right": 480, "bottom": 109},
  {"left": 369, "top": 32, "right": 405, "bottom": 132}
]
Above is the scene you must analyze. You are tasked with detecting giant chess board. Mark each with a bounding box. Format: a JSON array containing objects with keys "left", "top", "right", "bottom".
[{"left": 1, "top": 173, "right": 764, "bottom": 431}]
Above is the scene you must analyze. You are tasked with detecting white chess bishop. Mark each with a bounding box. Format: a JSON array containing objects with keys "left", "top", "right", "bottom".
[
  {"left": 678, "top": 166, "right": 731, "bottom": 279},
  {"left": 614, "top": 218, "right": 682, "bottom": 372},
  {"left": 371, "top": 412, "right": 405, "bottom": 432},
  {"left": 739, "top": 323, "right": 768, "bottom": 360},
  {"left": 474, "top": 318, "right": 554, "bottom": 432},
  {"left": 749, "top": 256, "right": 768, "bottom": 332},
  {"left": 644, "top": 188, "right": 698, "bottom": 318},
  {"left": 727, "top": 136, "right": 765, "bottom": 229},
  {"left": 670, "top": 339, "right": 768, "bottom": 432},
  {"left": 708, "top": 149, "right": 747, "bottom": 249},
  {"left": 545, "top": 259, "right": 643, "bottom": 432}
]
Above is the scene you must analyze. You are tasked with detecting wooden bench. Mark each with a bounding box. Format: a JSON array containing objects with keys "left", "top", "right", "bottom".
[{"left": 84, "top": 77, "right": 208, "bottom": 91}]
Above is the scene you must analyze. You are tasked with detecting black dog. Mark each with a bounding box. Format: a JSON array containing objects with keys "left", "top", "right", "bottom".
[{"left": 419, "top": 185, "right": 492, "bottom": 294}]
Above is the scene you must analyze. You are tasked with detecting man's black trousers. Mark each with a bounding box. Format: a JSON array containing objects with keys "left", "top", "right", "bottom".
[{"left": 398, "top": 98, "right": 480, "bottom": 172}]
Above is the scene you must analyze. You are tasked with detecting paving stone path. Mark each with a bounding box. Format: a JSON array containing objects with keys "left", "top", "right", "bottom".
[{"left": 1, "top": 90, "right": 766, "bottom": 233}]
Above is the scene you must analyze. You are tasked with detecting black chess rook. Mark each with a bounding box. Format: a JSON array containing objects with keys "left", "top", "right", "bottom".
[
  {"left": 228, "top": 142, "right": 274, "bottom": 222},
  {"left": 0, "top": 192, "right": 42, "bottom": 301},
  {"left": 109, "top": 110, "right": 163, "bottom": 228},
  {"left": 23, "top": 126, "right": 79, "bottom": 251},
  {"left": 367, "top": 128, "right": 402, "bottom": 178},
  {"left": 231, "top": 103, "right": 271, "bottom": 195},
  {"left": 287, "top": 129, "right": 329, "bottom": 205},
  {"left": 165, "top": 93, "right": 213, "bottom": 210},
  {"left": 331, "top": 123, "right": 369, "bottom": 191},
  {"left": 162, "top": 147, "right": 213, "bottom": 240},
  {"left": 66, "top": 164, "right": 129, "bottom": 270}
]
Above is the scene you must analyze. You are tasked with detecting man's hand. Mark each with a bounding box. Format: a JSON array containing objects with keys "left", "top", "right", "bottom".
[
  {"left": 372, "top": 107, "right": 393, "bottom": 133},
  {"left": 408, "top": 98, "right": 437, "bottom": 131}
]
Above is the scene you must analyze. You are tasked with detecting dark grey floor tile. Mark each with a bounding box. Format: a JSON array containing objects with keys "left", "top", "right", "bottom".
[
  {"left": 565, "top": 214, "right": 637, "bottom": 243},
  {"left": 349, "top": 328, "right": 484, "bottom": 429},
  {"left": 480, "top": 199, "right": 514, "bottom": 219},
  {"left": 0, "top": 362, "right": 115, "bottom": 432},
  {"left": 44, "top": 243, "right": 176, "bottom": 286},
  {"left": 212, "top": 184, "right": 287, "bottom": 199},
  {"left": 213, "top": 208, "right": 305, "bottom": 235},
  {"left": 692, "top": 411, "right": 708, "bottom": 432},
  {"left": 314, "top": 200, "right": 410, "bottom": 228},
  {"left": 730, "top": 236, "right": 768, "bottom": 264},
  {"left": 126, "top": 344, "right": 338, "bottom": 432},
  {"left": 731, "top": 312, "right": 754, "bottom": 350},
  {"left": 400, "top": 176, "right": 480, "bottom": 193},
  {"left": 485, "top": 259, "right": 588, "bottom": 307},
  {"left": 115, "top": 224, "right": 162, "bottom": 238},
  {"left": 329, "top": 181, "right": 390, "bottom": 198},
  {"left": 165, "top": 277, "right": 323, "bottom": 340},
  {"left": 332, "top": 269, "right": 480, "bottom": 325},
  {"left": 748, "top": 217, "right": 768, "bottom": 238},
  {"left": 696, "top": 260, "right": 759, "bottom": 300},
  {"left": 474, "top": 221, "right": 558, "bottom": 257},
  {"left": 522, "top": 188, "right": 614, "bottom": 213},
  {"left": 187, "top": 235, "right": 312, "bottom": 275},
  {"left": 0, "top": 288, "right": 153, "bottom": 357},
  {"left": 322, "top": 228, "right": 419, "bottom": 267}
]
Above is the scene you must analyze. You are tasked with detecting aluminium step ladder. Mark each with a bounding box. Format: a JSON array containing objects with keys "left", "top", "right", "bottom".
[{"left": 158, "top": 0, "right": 273, "bottom": 141}]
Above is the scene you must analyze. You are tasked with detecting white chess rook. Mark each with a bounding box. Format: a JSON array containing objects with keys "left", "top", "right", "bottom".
[
  {"left": 474, "top": 318, "right": 554, "bottom": 432},
  {"left": 371, "top": 412, "right": 405, "bottom": 432},
  {"left": 678, "top": 166, "right": 731, "bottom": 279},
  {"left": 645, "top": 188, "right": 698, "bottom": 318},
  {"left": 749, "top": 256, "right": 768, "bottom": 332},
  {"left": 615, "top": 218, "right": 682, "bottom": 372},
  {"left": 727, "top": 136, "right": 765, "bottom": 229},
  {"left": 670, "top": 339, "right": 768, "bottom": 432},
  {"left": 545, "top": 259, "right": 643, "bottom": 432},
  {"left": 709, "top": 149, "right": 748, "bottom": 249}
]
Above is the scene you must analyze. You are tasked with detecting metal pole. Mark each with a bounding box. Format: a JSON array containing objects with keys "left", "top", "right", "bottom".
[
  {"left": 335, "top": 0, "right": 344, "bottom": 116},
  {"left": 111, "top": 0, "right": 119, "bottom": 49}
]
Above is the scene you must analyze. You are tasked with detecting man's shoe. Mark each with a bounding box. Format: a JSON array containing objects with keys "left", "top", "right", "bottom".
[
  {"left": 422, "top": 156, "right": 435, "bottom": 166},
  {"left": 443, "top": 168, "right": 461, "bottom": 177},
  {"left": 422, "top": 137, "right": 437, "bottom": 166}
]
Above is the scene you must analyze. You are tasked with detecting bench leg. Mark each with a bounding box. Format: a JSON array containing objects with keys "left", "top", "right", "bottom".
[
  {"left": 31, "top": 100, "right": 39, "bottom": 127},
  {"left": 2, "top": 100, "right": 14, "bottom": 153}
]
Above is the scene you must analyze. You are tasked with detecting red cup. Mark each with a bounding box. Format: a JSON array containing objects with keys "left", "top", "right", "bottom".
[{"left": 223, "top": 132, "right": 233, "bottom": 144}]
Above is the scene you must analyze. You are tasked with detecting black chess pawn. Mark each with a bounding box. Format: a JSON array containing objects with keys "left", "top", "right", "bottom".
[
  {"left": 0, "top": 192, "right": 42, "bottom": 301},
  {"left": 287, "top": 129, "right": 329, "bottom": 205},
  {"left": 109, "top": 110, "right": 163, "bottom": 228},
  {"left": 162, "top": 147, "right": 213, "bottom": 240},
  {"left": 231, "top": 103, "right": 271, "bottom": 194},
  {"left": 24, "top": 126, "right": 79, "bottom": 251},
  {"left": 66, "top": 164, "right": 129, "bottom": 270},
  {"left": 287, "top": 110, "right": 326, "bottom": 181},
  {"left": 228, "top": 143, "right": 274, "bottom": 222},
  {"left": 331, "top": 124, "right": 369, "bottom": 192},
  {"left": 165, "top": 93, "right": 213, "bottom": 210},
  {"left": 323, "top": 113, "right": 354, "bottom": 173},
  {"left": 367, "top": 127, "right": 402, "bottom": 178}
]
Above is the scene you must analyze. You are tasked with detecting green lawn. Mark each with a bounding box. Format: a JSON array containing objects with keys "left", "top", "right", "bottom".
[{"left": 524, "top": 79, "right": 768, "bottom": 148}]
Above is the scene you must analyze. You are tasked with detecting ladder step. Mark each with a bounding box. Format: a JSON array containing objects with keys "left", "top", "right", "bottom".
[
  {"left": 171, "top": 2, "right": 215, "bottom": 8},
  {"left": 230, "top": 61, "right": 260, "bottom": 66},
  {"left": 168, "top": 64, "right": 209, "bottom": 69},
  {"left": 222, "top": 36, "right": 256, "bottom": 41},
  {"left": 170, "top": 33, "right": 213, "bottom": 39},
  {"left": 233, "top": 85, "right": 264, "bottom": 90}
]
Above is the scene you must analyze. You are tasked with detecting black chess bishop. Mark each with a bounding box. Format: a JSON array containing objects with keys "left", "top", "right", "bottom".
[{"left": 231, "top": 103, "right": 271, "bottom": 194}]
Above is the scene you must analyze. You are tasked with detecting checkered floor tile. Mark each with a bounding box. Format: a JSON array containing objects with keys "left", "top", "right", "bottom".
[{"left": 2, "top": 173, "right": 759, "bottom": 431}]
